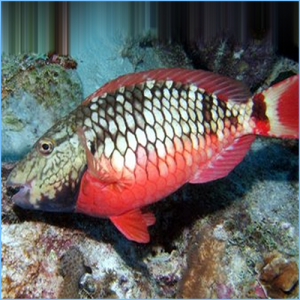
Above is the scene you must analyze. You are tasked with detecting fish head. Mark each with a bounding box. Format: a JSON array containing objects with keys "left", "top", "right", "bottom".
[{"left": 6, "top": 116, "right": 87, "bottom": 212}]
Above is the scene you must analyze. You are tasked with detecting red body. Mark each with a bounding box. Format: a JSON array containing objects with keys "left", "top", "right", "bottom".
[{"left": 74, "top": 68, "right": 299, "bottom": 243}]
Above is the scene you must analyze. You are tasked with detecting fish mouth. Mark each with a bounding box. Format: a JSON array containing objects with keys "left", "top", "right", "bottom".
[{"left": 6, "top": 181, "right": 34, "bottom": 210}]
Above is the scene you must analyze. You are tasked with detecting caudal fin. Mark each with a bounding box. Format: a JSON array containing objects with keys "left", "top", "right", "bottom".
[{"left": 252, "top": 74, "right": 299, "bottom": 138}]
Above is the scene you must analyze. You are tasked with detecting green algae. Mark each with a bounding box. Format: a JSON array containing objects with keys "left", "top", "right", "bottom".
[
  {"left": 2, "top": 113, "right": 25, "bottom": 131},
  {"left": 1, "top": 53, "right": 82, "bottom": 110}
]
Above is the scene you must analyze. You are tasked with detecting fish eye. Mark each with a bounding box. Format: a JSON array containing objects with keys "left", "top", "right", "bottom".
[{"left": 37, "top": 139, "right": 54, "bottom": 155}]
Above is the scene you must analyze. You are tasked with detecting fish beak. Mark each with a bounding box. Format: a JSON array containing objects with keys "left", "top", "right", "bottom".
[{"left": 6, "top": 181, "right": 34, "bottom": 210}]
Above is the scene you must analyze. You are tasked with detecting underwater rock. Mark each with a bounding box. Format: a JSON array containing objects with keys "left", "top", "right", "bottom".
[
  {"left": 258, "top": 252, "right": 299, "bottom": 298},
  {"left": 1, "top": 53, "right": 83, "bottom": 161},
  {"left": 177, "top": 224, "right": 227, "bottom": 298}
]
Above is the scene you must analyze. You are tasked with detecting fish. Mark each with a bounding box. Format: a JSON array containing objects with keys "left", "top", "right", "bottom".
[{"left": 6, "top": 68, "right": 299, "bottom": 243}]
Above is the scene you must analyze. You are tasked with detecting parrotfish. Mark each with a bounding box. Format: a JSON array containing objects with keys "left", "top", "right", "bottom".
[{"left": 7, "top": 68, "right": 299, "bottom": 243}]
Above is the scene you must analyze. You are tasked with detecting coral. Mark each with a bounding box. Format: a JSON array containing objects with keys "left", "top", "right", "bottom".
[
  {"left": 120, "top": 32, "right": 192, "bottom": 72},
  {"left": 58, "top": 247, "right": 96, "bottom": 299},
  {"left": 184, "top": 35, "right": 299, "bottom": 93},
  {"left": 1, "top": 53, "right": 83, "bottom": 161},
  {"left": 258, "top": 252, "right": 299, "bottom": 298},
  {"left": 177, "top": 224, "right": 227, "bottom": 298},
  {"left": 1, "top": 53, "right": 80, "bottom": 108}
]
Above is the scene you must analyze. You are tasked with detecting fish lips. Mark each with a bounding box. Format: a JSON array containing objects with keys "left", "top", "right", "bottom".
[
  {"left": 6, "top": 182, "right": 34, "bottom": 210},
  {"left": 6, "top": 180, "right": 77, "bottom": 212}
]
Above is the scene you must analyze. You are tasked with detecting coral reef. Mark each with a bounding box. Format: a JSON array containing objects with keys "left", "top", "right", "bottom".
[
  {"left": 1, "top": 53, "right": 82, "bottom": 161},
  {"left": 177, "top": 224, "right": 227, "bottom": 298},
  {"left": 258, "top": 252, "right": 299, "bottom": 298}
]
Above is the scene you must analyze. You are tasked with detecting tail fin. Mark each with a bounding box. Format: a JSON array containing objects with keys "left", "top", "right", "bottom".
[{"left": 252, "top": 74, "right": 299, "bottom": 138}]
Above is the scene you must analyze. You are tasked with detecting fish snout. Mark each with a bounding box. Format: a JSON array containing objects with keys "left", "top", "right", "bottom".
[{"left": 6, "top": 180, "right": 34, "bottom": 209}]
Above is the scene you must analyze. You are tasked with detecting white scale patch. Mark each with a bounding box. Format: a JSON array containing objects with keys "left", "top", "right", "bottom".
[
  {"left": 91, "top": 112, "right": 98, "bottom": 124},
  {"left": 146, "top": 125, "right": 156, "bottom": 143},
  {"left": 111, "top": 149, "right": 124, "bottom": 172},
  {"left": 163, "top": 88, "right": 171, "bottom": 100},
  {"left": 238, "top": 115, "right": 244, "bottom": 124},
  {"left": 99, "top": 118, "right": 108, "bottom": 128},
  {"left": 116, "top": 134, "right": 127, "bottom": 155},
  {"left": 144, "top": 108, "right": 155, "bottom": 126},
  {"left": 172, "top": 119, "right": 182, "bottom": 137},
  {"left": 146, "top": 80, "right": 155, "bottom": 89},
  {"left": 196, "top": 92, "right": 203, "bottom": 101},
  {"left": 154, "top": 123, "right": 165, "bottom": 142},
  {"left": 188, "top": 90, "right": 196, "bottom": 102},
  {"left": 124, "top": 111, "right": 135, "bottom": 131},
  {"left": 127, "top": 131, "right": 137, "bottom": 151},
  {"left": 181, "top": 120, "right": 190, "bottom": 134},
  {"left": 90, "top": 103, "right": 98, "bottom": 110},
  {"left": 171, "top": 88, "right": 179, "bottom": 99},
  {"left": 170, "top": 97, "right": 179, "bottom": 109},
  {"left": 211, "top": 120, "right": 217, "bottom": 132},
  {"left": 155, "top": 89, "right": 162, "bottom": 98},
  {"left": 165, "top": 80, "right": 173, "bottom": 89},
  {"left": 144, "top": 99, "right": 152, "bottom": 110},
  {"left": 217, "top": 118, "right": 224, "bottom": 130},
  {"left": 165, "top": 122, "right": 174, "bottom": 139},
  {"left": 107, "top": 106, "right": 114, "bottom": 117},
  {"left": 197, "top": 122, "right": 204, "bottom": 135},
  {"left": 188, "top": 119, "right": 197, "bottom": 134},
  {"left": 162, "top": 97, "right": 170, "bottom": 109},
  {"left": 196, "top": 109, "right": 204, "bottom": 123},
  {"left": 116, "top": 115, "right": 126, "bottom": 135},
  {"left": 180, "top": 98, "right": 188, "bottom": 110},
  {"left": 136, "top": 128, "right": 147, "bottom": 147},
  {"left": 188, "top": 108, "right": 196, "bottom": 122},
  {"left": 144, "top": 88, "right": 152, "bottom": 100},
  {"left": 125, "top": 148, "right": 136, "bottom": 171},
  {"left": 179, "top": 107, "right": 189, "bottom": 121},
  {"left": 162, "top": 107, "right": 172, "bottom": 123},
  {"left": 104, "top": 137, "right": 114, "bottom": 158},
  {"left": 190, "top": 133, "right": 199, "bottom": 150},
  {"left": 218, "top": 107, "right": 224, "bottom": 118},
  {"left": 153, "top": 97, "right": 161, "bottom": 109},
  {"left": 211, "top": 109, "right": 218, "bottom": 122},
  {"left": 156, "top": 140, "right": 166, "bottom": 159},
  {"left": 84, "top": 118, "right": 92, "bottom": 128},
  {"left": 153, "top": 107, "right": 164, "bottom": 125},
  {"left": 188, "top": 99, "right": 195, "bottom": 110},
  {"left": 180, "top": 90, "right": 187, "bottom": 99},
  {"left": 170, "top": 106, "right": 180, "bottom": 121},
  {"left": 116, "top": 94, "right": 125, "bottom": 104},
  {"left": 124, "top": 101, "right": 133, "bottom": 113}
]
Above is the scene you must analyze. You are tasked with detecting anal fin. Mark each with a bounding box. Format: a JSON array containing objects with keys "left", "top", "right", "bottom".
[
  {"left": 190, "top": 135, "right": 255, "bottom": 183},
  {"left": 110, "top": 210, "right": 156, "bottom": 243}
]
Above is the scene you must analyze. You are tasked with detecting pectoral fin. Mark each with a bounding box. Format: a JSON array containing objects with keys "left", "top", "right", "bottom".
[
  {"left": 110, "top": 210, "right": 156, "bottom": 243},
  {"left": 77, "top": 128, "right": 133, "bottom": 190}
]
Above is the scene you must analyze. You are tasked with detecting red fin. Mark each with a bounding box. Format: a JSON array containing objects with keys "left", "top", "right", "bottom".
[
  {"left": 110, "top": 210, "right": 155, "bottom": 243},
  {"left": 189, "top": 135, "right": 255, "bottom": 183},
  {"left": 83, "top": 68, "right": 251, "bottom": 105},
  {"left": 252, "top": 74, "right": 299, "bottom": 138},
  {"left": 142, "top": 212, "right": 156, "bottom": 226}
]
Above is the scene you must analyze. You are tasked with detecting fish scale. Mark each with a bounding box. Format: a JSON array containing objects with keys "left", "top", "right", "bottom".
[
  {"left": 77, "top": 80, "right": 253, "bottom": 182},
  {"left": 6, "top": 68, "right": 298, "bottom": 243}
]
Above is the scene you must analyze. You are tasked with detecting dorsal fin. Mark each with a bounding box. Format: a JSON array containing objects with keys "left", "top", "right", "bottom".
[{"left": 83, "top": 68, "right": 251, "bottom": 105}]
